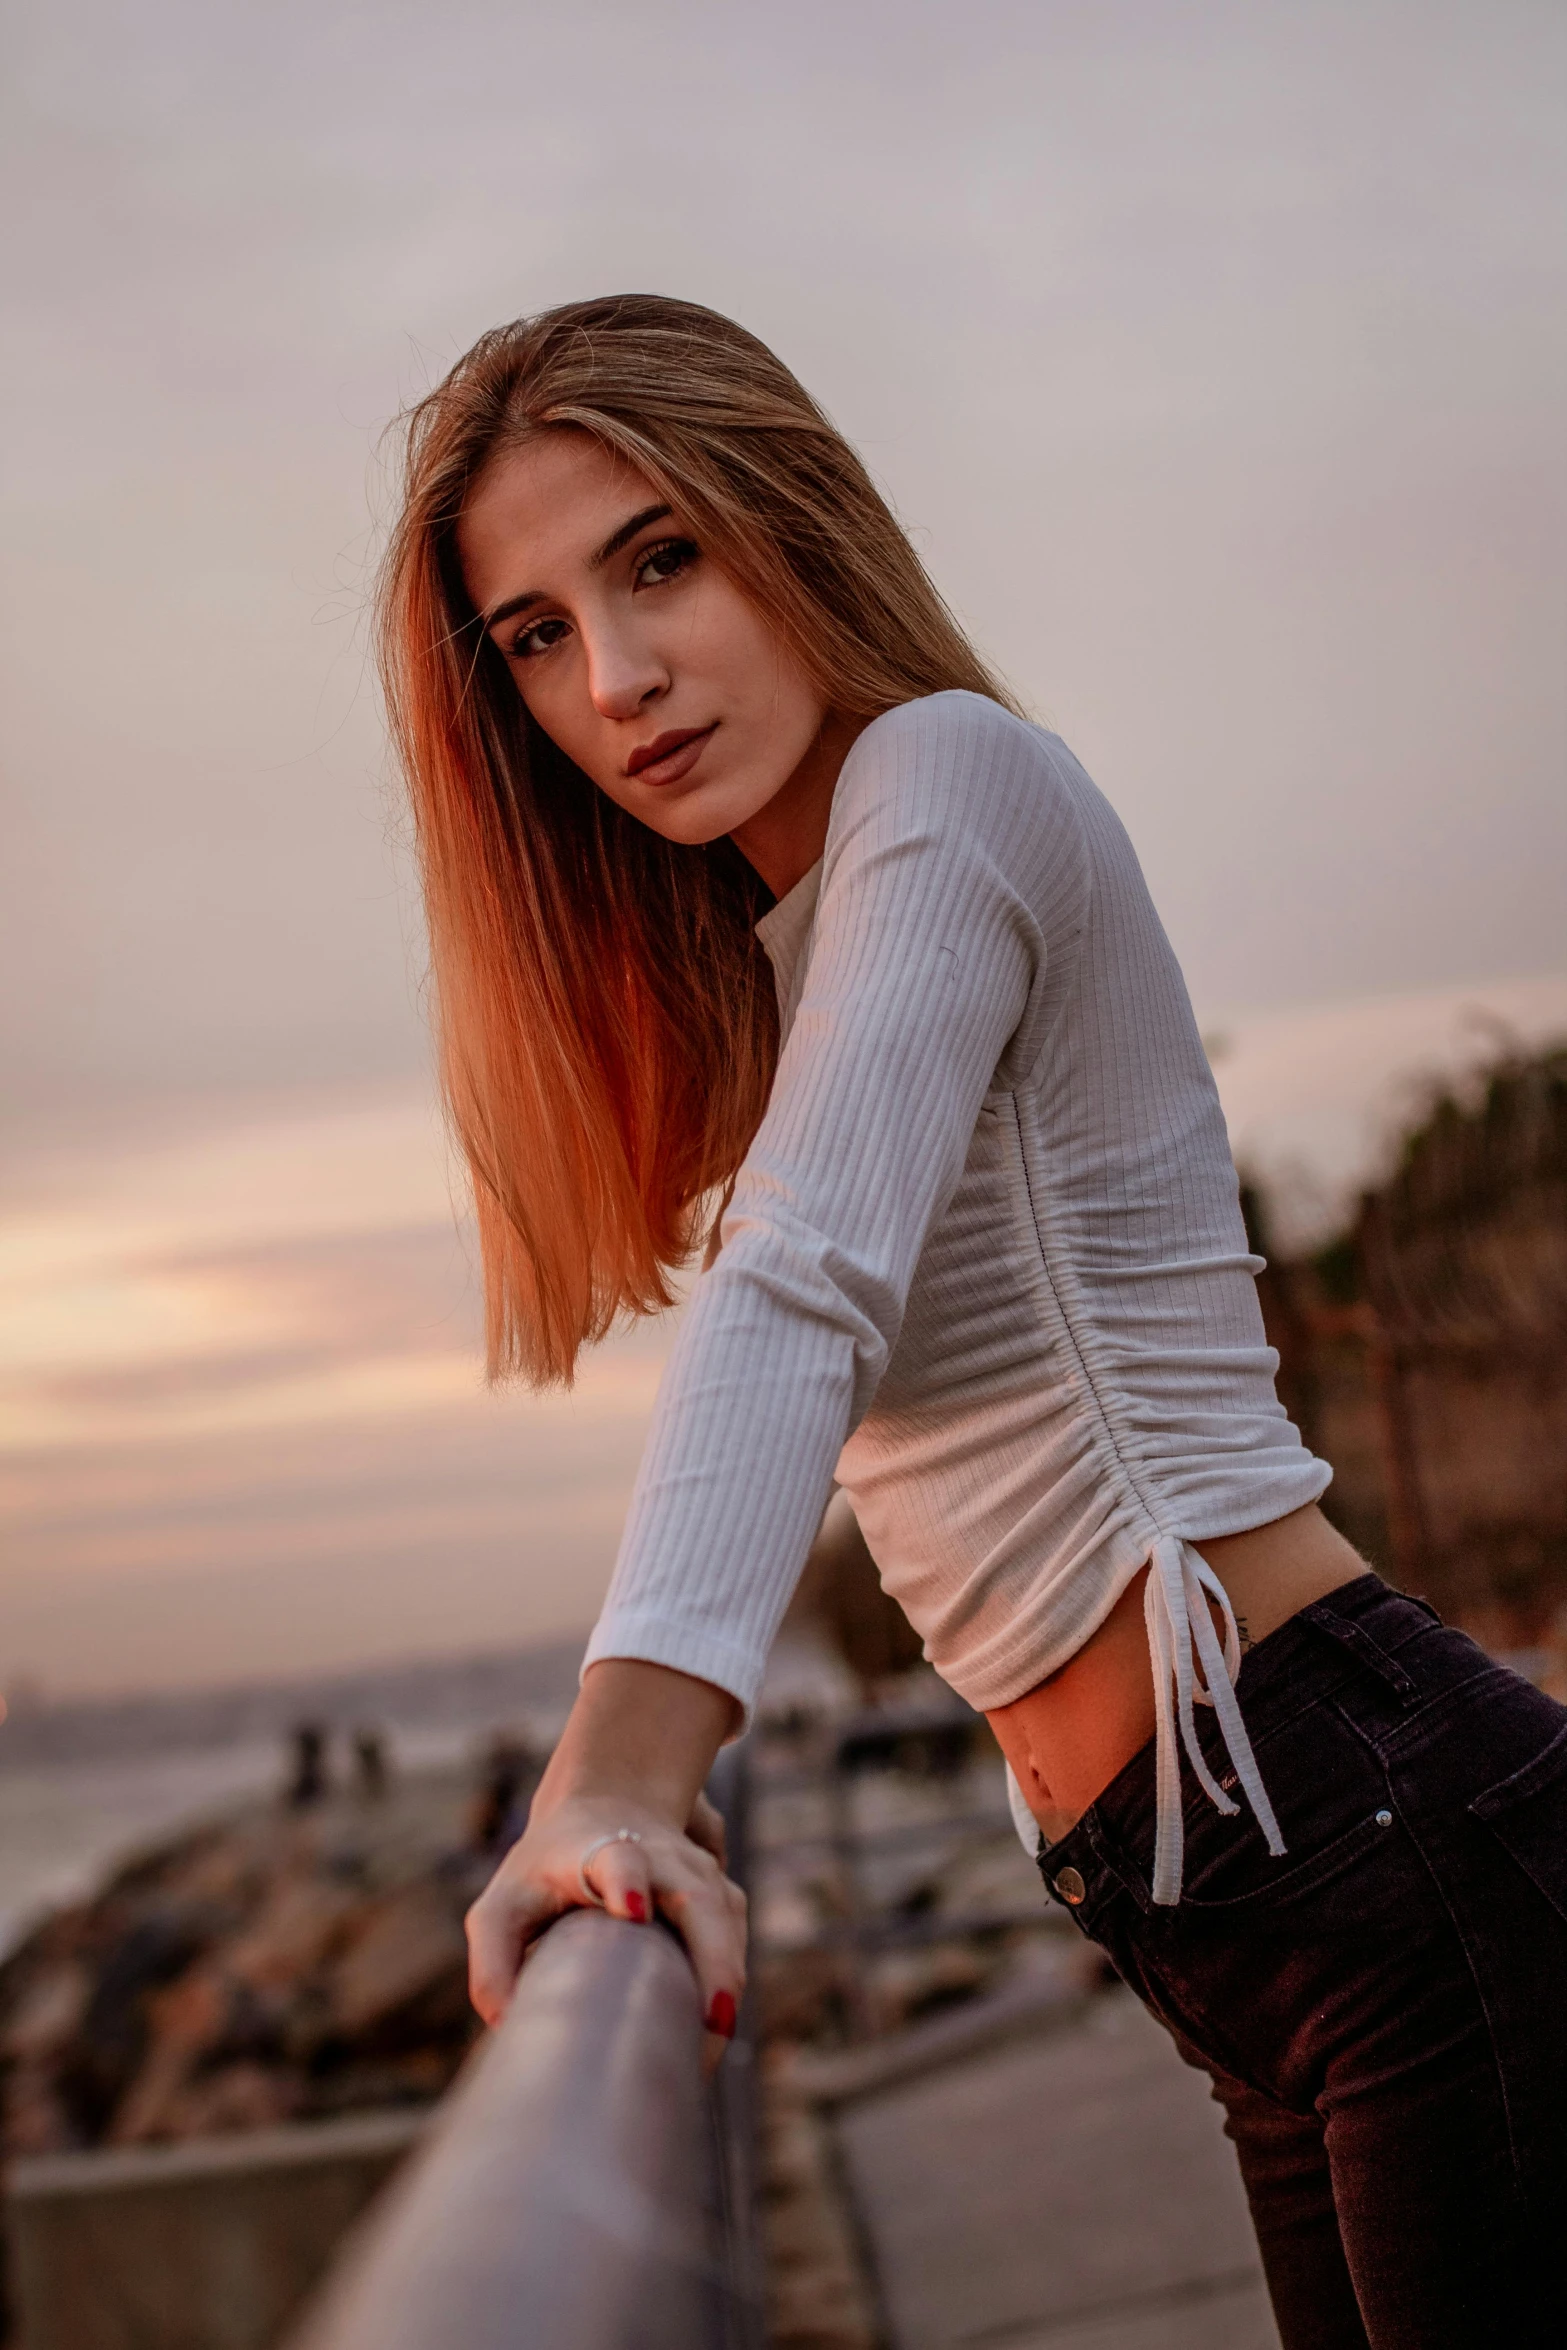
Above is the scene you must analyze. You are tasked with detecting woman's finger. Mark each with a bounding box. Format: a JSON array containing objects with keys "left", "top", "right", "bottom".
[
  {"left": 653, "top": 1860, "right": 748, "bottom": 2061},
  {"left": 586, "top": 1835, "right": 656, "bottom": 1925},
  {"left": 465, "top": 1874, "right": 560, "bottom": 2027},
  {"left": 590, "top": 1830, "right": 747, "bottom": 2072}
]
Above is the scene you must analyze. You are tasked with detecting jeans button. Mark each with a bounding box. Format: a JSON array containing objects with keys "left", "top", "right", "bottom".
[
  {"left": 1054, "top": 1865, "right": 1087, "bottom": 1905},
  {"left": 1375, "top": 1809, "right": 1393, "bottom": 1828}
]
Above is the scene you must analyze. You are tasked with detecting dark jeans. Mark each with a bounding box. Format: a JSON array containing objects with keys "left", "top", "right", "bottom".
[{"left": 1038, "top": 1573, "right": 1567, "bottom": 2349}]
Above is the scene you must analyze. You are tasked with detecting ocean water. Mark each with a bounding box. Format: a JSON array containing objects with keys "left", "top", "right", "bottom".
[
  {"left": 0, "top": 1742, "right": 284, "bottom": 1960},
  {"left": 0, "top": 1722, "right": 493, "bottom": 1961},
  {"left": 0, "top": 1640, "right": 588, "bottom": 1962}
]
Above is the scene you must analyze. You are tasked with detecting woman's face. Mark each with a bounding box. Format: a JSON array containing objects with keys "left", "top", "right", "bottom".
[{"left": 458, "top": 431, "right": 838, "bottom": 884}]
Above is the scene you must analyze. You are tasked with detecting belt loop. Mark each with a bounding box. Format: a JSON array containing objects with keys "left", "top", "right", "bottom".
[
  {"left": 1082, "top": 1813, "right": 1155, "bottom": 1916},
  {"left": 1300, "top": 1602, "right": 1419, "bottom": 1704}
]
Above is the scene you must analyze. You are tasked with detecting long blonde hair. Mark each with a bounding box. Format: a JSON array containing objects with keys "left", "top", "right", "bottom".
[{"left": 378, "top": 294, "right": 1017, "bottom": 1384}]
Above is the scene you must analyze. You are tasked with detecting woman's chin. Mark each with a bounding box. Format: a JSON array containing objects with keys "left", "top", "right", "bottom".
[{"left": 628, "top": 780, "right": 757, "bottom": 852}]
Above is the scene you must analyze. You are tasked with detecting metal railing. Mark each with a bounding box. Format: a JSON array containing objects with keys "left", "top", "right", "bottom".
[
  {"left": 283, "top": 1749, "right": 763, "bottom": 2350},
  {"left": 284, "top": 1909, "right": 757, "bottom": 2350}
]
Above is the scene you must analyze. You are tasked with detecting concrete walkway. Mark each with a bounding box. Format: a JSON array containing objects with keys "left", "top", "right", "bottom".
[{"left": 836, "top": 1990, "right": 1281, "bottom": 2350}]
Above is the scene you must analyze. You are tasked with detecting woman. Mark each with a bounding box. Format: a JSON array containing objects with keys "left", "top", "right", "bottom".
[{"left": 378, "top": 294, "right": 1567, "bottom": 2347}]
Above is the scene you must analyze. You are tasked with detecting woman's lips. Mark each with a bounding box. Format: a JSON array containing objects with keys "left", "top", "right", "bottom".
[{"left": 626, "top": 723, "right": 717, "bottom": 786}]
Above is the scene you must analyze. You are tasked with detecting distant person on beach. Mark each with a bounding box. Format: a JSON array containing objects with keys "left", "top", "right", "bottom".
[
  {"left": 283, "top": 1720, "right": 328, "bottom": 1808},
  {"left": 465, "top": 1731, "right": 535, "bottom": 1855},
  {"left": 351, "top": 1723, "right": 390, "bottom": 1801},
  {"left": 375, "top": 296, "right": 1567, "bottom": 2348}
]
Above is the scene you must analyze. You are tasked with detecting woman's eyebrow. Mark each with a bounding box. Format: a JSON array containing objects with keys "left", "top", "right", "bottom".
[
  {"left": 484, "top": 587, "right": 546, "bottom": 634},
  {"left": 589, "top": 502, "right": 672, "bottom": 568},
  {"left": 482, "top": 504, "right": 674, "bottom": 636}
]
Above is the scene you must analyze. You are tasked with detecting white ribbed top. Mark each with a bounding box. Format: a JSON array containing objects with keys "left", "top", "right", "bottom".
[{"left": 583, "top": 693, "right": 1330, "bottom": 1899}]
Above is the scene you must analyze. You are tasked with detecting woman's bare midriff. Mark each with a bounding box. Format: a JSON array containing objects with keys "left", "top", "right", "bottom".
[{"left": 985, "top": 1502, "right": 1366, "bottom": 1844}]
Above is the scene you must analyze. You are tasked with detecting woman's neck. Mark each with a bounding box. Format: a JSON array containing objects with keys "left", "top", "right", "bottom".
[{"left": 728, "top": 709, "right": 870, "bottom": 898}]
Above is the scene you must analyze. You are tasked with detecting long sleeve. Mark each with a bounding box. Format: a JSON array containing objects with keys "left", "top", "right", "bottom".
[{"left": 581, "top": 694, "right": 1085, "bottom": 1718}]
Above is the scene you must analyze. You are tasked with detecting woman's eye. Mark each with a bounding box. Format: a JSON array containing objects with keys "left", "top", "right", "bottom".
[
  {"left": 510, "top": 616, "right": 569, "bottom": 660},
  {"left": 635, "top": 537, "right": 698, "bottom": 588}
]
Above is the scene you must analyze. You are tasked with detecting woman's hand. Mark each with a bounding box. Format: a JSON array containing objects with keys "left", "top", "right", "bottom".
[{"left": 463, "top": 1659, "right": 746, "bottom": 2072}]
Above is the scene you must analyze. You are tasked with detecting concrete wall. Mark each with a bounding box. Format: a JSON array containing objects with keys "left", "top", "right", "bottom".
[{"left": 5, "top": 2109, "right": 425, "bottom": 2350}]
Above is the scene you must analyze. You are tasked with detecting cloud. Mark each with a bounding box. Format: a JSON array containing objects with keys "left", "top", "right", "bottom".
[{"left": 0, "top": 1082, "right": 679, "bottom": 1694}]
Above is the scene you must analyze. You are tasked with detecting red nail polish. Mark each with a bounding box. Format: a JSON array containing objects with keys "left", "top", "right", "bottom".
[
  {"left": 706, "top": 1990, "right": 737, "bottom": 2038},
  {"left": 625, "top": 1891, "right": 648, "bottom": 1923}
]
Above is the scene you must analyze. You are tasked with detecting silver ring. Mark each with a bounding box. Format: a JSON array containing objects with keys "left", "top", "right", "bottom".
[{"left": 578, "top": 1827, "right": 643, "bottom": 1902}]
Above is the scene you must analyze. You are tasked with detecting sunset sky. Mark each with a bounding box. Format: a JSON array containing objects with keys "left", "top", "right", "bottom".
[{"left": 3, "top": 0, "right": 1563, "bottom": 1697}]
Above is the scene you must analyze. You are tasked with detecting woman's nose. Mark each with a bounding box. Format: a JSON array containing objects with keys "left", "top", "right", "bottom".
[{"left": 585, "top": 625, "right": 668, "bottom": 722}]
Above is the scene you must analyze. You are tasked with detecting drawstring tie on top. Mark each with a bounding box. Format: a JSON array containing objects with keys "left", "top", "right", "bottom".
[
  {"left": 1006, "top": 1536, "right": 1286, "bottom": 1906},
  {"left": 1144, "top": 1534, "right": 1284, "bottom": 1904}
]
